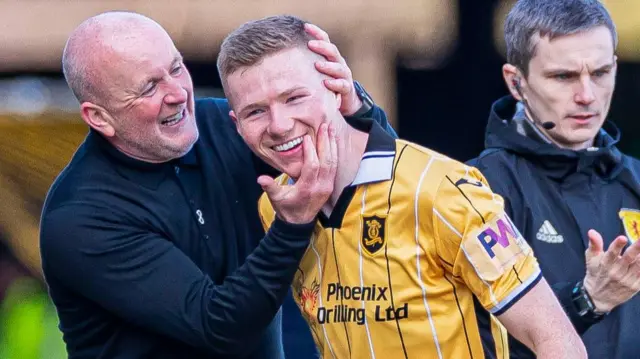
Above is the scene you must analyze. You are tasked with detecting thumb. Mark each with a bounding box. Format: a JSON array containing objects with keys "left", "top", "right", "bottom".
[
  {"left": 257, "top": 175, "right": 278, "bottom": 196},
  {"left": 586, "top": 229, "right": 604, "bottom": 260}
]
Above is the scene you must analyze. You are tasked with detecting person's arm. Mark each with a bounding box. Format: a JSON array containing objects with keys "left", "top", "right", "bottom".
[
  {"left": 496, "top": 278, "right": 585, "bottom": 358},
  {"left": 40, "top": 204, "right": 313, "bottom": 357},
  {"left": 469, "top": 158, "right": 600, "bottom": 335},
  {"left": 41, "top": 121, "right": 337, "bottom": 357},
  {"left": 433, "top": 165, "right": 586, "bottom": 359}
]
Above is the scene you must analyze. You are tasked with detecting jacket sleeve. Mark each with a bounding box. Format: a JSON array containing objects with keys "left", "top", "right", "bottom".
[{"left": 40, "top": 203, "right": 313, "bottom": 357}]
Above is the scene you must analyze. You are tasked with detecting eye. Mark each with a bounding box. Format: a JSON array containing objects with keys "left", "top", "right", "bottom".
[
  {"left": 593, "top": 69, "right": 609, "bottom": 78},
  {"left": 286, "top": 95, "right": 305, "bottom": 103},
  {"left": 171, "top": 65, "right": 183, "bottom": 76},
  {"left": 553, "top": 73, "right": 573, "bottom": 81},
  {"left": 246, "top": 109, "right": 265, "bottom": 118},
  {"left": 141, "top": 82, "right": 157, "bottom": 97}
]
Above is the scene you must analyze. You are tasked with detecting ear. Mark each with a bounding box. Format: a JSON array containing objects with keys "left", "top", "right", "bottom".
[
  {"left": 502, "top": 63, "right": 524, "bottom": 102},
  {"left": 80, "top": 102, "right": 115, "bottom": 137},
  {"left": 229, "top": 110, "right": 241, "bottom": 134}
]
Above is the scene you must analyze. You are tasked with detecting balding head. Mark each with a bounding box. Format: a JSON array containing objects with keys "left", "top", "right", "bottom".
[{"left": 62, "top": 11, "right": 173, "bottom": 104}]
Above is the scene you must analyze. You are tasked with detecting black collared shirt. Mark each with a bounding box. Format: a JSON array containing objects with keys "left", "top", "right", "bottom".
[{"left": 40, "top": 98, "right": 316, "bottom": 359}]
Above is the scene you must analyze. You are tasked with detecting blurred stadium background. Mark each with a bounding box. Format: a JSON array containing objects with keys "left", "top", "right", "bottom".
[{"left": 0, "top": 1, "right": 638, "bottom": 358}]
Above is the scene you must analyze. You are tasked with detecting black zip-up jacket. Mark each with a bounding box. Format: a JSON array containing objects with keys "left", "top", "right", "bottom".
[
  {"left": 40, "top": 97, "right": 395, "bottom": 359},
  {"left": 468, "top": 96, "right": 640, "bottom": 359}
]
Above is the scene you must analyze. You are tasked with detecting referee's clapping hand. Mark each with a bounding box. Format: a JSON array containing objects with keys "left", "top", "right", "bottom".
[
  {"left": 258, "top": 122, "right": 337, "bottom": 224},
  {"left": 583, "top": 229, "right": 640, "bottom": 313}
]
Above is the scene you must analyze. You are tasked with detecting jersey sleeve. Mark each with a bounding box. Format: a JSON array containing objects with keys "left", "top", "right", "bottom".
[{"left": 432, "top": 165, "right": 542, "bottom": 315}]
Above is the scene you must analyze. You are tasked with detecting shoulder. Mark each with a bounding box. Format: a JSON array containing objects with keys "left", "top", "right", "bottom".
[
  {"left": 623, "top": 153, "right": 640, "bottom": 172},
  {"left": 195, "top": 97, "right": 231, "bottom": 120},
  {"left": 466, "top": 148, "right": 529, "bottom": 200},
  {"left": 467, "top": 148, "right": 519, "bottom": 177},
  {"left": 43, "top": 137, "right": 118, "bottom": 215},
  {"left": 392, "top": 140, "right": 488, "bottom": 201}
]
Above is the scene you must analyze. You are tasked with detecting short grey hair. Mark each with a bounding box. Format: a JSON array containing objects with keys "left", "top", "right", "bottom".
[{"left": 504, "top": 0, "right": 617, "bottom": 76}]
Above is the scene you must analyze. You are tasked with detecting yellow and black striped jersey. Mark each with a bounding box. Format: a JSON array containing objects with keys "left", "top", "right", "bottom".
[{"left": 258, "top": 120, "right": 542, "bottom": 359}]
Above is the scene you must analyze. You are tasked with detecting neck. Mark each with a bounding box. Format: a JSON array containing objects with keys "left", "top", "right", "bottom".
[{"left": 321, "top": 122, "right": 369, "bottom": 217}]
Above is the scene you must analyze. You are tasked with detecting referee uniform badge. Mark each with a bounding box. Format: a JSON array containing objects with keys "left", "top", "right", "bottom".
[
  {"left": 619, "top": 208, "right": 640, "bottom": 243},
  {"left": 362, "top": 215, "right": 386, "bottom": 255}
]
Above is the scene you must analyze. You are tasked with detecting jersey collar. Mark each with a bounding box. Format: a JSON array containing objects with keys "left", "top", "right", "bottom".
[{"left": 349, "top": 118, "right": 397, "bottom": 186}]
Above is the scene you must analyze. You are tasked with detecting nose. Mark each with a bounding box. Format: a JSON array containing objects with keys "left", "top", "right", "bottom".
[
  {"left": 267, "top": 107, "right": 294, "bottom": 138},
  {"left": 574, "top": 78, "right": 596, "bottom": 105},
  {"left": 163, "top": 78, "right": 188, "bottom": 105}
]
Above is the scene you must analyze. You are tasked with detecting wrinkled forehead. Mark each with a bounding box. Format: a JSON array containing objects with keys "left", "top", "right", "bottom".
[{"left": 530, "top": 26, "right": 615, "bottom": 72}]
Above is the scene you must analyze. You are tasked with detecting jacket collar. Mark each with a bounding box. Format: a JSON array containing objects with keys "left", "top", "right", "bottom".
[{"left": 484, "top": 95, "right": 624, "bottom": 180}]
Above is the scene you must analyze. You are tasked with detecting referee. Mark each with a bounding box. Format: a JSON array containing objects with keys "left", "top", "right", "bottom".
[{"left": 469, "top": 1, "right": 640, "bottom": 358}]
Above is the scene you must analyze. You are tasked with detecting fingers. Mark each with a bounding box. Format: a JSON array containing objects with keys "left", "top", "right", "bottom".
[
  {"left": 323, "top": 79, "right": 352, "bottom": 96},
  {"left": 304, "top": 23, "right": 330, "bottom": 42},
  {"left": 297, "top": 133, "right": 321, "bottom": 187},
  {"left": 601, "top": 235, "right": 628, "bottom": 268},
  {"left": 620, "top": 236, "right": 639, "bottom": 262},
  {"left": 586, "top": 229, "right": 604, "bottom": 260},
  {"left": 316, "top": 61, "right": 351, "bottom": 81},
  {"left": 308, "top": 40, "right": 344, "bottom": 64},
  {"left": 316, "top": 123, "right": 338, "bottom": 183},
  {"left": 257, "top": 175, "right": 277, "bottom": 193}
]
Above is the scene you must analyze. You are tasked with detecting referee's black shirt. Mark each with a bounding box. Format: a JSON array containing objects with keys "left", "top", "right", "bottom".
[{"left": 40, "top": 98, "right": 316, "bottom": 359}]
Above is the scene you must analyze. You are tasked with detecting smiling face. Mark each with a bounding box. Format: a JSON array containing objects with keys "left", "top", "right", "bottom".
[
  {"left": 507, "top": 26, "right": 617, "bottom": 150},
  {"left": 79, "top": 19, "right": 198, "bottom": 162},
  {"left": 225, "top": 47, "right": 341, "bottom": 178}
]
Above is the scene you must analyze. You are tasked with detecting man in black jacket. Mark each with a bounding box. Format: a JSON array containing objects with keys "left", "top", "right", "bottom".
[
  {"left": 469, "top": 1, "right": 640, "bottom": 358},
  {"left": 39, "top": 11, "right": 395, "bottom": 359}
]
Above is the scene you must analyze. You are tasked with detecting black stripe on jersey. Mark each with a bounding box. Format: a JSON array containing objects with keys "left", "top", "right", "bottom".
[
  {"left": 443, "top": 274, "right": 474, "bottom": 358},
  {"left": 447, "top": 176, "right": 486, "bottom": 224},
  {"left": 386, "top": 144, "right": 408, "bottom": 214},
  {"left": 383, "top": 143, "right": 409, "bottom": 359},
  {"left": 493, "top": 272, "right": 542, "bottom": 316},
  {"left": 384, "top": 245, "right": 408, "bottom": 359},
  {"left": 511, "top": 266, "right": 523, "bottom": 284},
  {"left": 330, "top": 229, "right": 352, "bottom": 356},
  {"left": 319, "top": 186, "right": 357, "bottom": 229},
  {"left": 438, "top": 255, "right": 454, "bottom": 269},
  {"left": 473, "top": 297, "right": 498, "bottom": 359}
]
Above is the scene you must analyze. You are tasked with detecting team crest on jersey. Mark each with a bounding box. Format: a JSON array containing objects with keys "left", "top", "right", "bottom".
[
  {"left": 619, "top": 208, "right": 640, "bottom": 243},
  {"left": 298, "top": 279, "right": 320, "bottom": 317},
  {"left": 362, "top": 215, "right": 386, "bottom": 255}
]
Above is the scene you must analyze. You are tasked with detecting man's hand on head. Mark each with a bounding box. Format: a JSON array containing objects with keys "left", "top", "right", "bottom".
[{"left": 305, "top": 23, "right": 363, "bottom": 116}]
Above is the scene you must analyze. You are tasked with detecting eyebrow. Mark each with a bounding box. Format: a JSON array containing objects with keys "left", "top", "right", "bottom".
[
  {"left": 239, "top": 86, "right": 306, "bottom": 117},
  {"left": 544, "top": 61, "right": 615, "bottom": 76}
]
